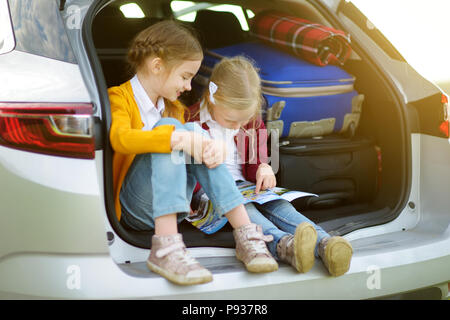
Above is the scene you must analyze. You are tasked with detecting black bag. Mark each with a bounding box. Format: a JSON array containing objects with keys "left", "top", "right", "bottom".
[{"left": 276, "top": 135, "right": 380, "bottom": 209}]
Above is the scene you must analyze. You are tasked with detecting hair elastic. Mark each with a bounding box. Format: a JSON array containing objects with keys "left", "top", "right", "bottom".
[{"left": 209, "top": 81, "right": 218, "bottom": 104}]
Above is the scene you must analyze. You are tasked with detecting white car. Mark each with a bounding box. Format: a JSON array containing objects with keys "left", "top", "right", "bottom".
[{"left": 0, "top": 0, "right": 449, "bottom": 300}]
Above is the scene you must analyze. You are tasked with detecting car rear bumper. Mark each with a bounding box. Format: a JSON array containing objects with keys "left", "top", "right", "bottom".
[{"left": 1, "top": 226, "right": 448, "bottom": 300}]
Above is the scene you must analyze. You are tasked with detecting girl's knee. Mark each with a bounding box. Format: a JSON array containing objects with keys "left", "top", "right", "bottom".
[
  {"left": 183, "top": 122, "right": 198, "bottom": 131},
  {"left": 184, "top": 122, "right": 208, "bottom": 135},
  {"left": 154, "top": 118, "right": 207, "bottom": 135}
]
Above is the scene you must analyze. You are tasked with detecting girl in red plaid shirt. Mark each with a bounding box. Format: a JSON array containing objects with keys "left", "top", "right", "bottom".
[{"left": 188, "top": 56, "right": 353, "bottom": 276}]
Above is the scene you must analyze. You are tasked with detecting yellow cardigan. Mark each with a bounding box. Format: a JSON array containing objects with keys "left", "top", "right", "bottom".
[{"left": 108, "top": 80, "right": 186, "bottom": 221}]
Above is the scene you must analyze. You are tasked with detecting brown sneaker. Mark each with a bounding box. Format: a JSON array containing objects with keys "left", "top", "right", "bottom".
[
  {"left": 318, "top": 236, "right": 353, "bottom": 277},
  {"left": 233, "top": 223, "right": 278, "bottom": 273},
  {"left": 147, "top": 233, "right": 213, "bottom": 285},
  {"left": 277, "top": 222, "right": 317, "bottom": 273}
]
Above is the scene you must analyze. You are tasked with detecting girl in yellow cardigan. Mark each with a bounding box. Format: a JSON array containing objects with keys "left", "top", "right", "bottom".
[{"left": 108, "top": 21, "right": 277, "bottom": 286}]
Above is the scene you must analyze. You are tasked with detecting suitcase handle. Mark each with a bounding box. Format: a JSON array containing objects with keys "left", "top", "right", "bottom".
[
  {"left": 205, "top": 49, "right": 225, "bottom": 60},
  {"left": 306, "top": 191, "right": 354, "bottom": 209},
  {"left": 279, "top": 138, "right": 374, "bottom": 155}
]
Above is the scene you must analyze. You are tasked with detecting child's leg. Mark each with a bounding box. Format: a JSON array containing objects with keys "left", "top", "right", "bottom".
[
  {"left": 120, "top": 149, "right": 212, "bottom": 285},
  {"left": 182, "top": 123, "right": 277, "bottom": 273},
  {"left": 119, "top": 118, "right": 213, "bottom": 285},
  {"left": 186, "top": 163, "right": 278, "bottom": 273},
  {"left": 154, "top": 213, "right": 178, "bottom": 236},
  {"left": 119, "top": 151, "right": 191, "bottom": 232},
  {"left": 257, "top": 199, "right": 329, "bottom": 257},
  {"left": 182, "top": 122, "right": 246, "bottom": 218},
  {"left": 251, "top": 201, "right": 317, "bottom": 272},
  {"left": 245, "top": 203, "right": 289, "bottom": 259},
  {"left": 224, "top": 204, "right": 250, "bottom": 228},
  {"left": 258, "top": 200, "right": 353, "bottom": 276}
]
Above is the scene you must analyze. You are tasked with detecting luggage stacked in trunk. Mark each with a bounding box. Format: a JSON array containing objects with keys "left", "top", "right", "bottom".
[
  {"left": 276, "top": 134, "right": 379, "bottom": 210},
  {"left": 197, "top": 41, "right": 364, "bottom": 139},
  {"left": 192, "top": 16, "right": 378, "bottom": 210}
]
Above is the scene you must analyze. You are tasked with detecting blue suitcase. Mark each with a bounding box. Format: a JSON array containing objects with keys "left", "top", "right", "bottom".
[{"left": 195, "top": 42, "right": 364, "bottom": 138}]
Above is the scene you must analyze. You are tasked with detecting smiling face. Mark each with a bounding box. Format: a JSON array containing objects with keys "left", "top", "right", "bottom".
[
  {"left": 164, "top": 59, "right": 202, "bottom": 101},
  {"left": 158, "top": 58, "right": 202, "bottom": 102},
  {"left": 138, "top": 56, "right": 202, "bottom": 104}
]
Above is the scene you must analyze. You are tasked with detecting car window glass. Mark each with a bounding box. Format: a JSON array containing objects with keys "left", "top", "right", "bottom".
[
  {"left": 0, "top": 0, "right": 15, "bottom": 54},
  {"left": 171, "top": 1, "right": 253, "bottom": 31},
  {"left": 8, "top": 0, "right": 76, "bottom": 63},
  {"left": 119, "top": 3, "right": 146, "bottom": 18}
]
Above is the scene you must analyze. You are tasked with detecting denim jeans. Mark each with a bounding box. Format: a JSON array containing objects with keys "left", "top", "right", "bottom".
[
  {"left": 245, "top": 199, "right": 330, "bottom": 259},
  {"left": 119, "top": 117, "right": 244, "bottom": 231}
]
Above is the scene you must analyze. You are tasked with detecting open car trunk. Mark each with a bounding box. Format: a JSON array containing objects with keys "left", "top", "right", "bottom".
[{"left": 89, "top": 0, "right": 409, "bottom": 252}]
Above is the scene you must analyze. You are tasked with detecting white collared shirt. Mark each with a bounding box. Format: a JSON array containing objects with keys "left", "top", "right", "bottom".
[
  {"left": 199, "top": 101, "right": 245, "bottom": 182},
  {"left": 130, "top": 74, "right": 165, "bottom": 130}
]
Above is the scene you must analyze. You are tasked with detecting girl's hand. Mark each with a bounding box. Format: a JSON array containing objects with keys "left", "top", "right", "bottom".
[
  {"left": 202, "top": 139, "right": 227, "bottom": 169},
  {"left": 255, "top": 163, "right": 276, "bottom": 193},
  {"left": 170, "top": 131, "right": 226, "bottom": 168},
  {"left": 171, "top": 131, "right": 207, "bottom": 164},
  {"left": 189, "top": 207, "right": 198, "bottom": 217}
]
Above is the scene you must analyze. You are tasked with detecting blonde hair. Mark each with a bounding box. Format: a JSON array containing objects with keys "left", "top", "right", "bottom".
[
  {"left": 202, "top": 56, "right": 263, "bottom": 129},
  {"left": 128, "top": 20, "right": 203, "bottom": 118}
]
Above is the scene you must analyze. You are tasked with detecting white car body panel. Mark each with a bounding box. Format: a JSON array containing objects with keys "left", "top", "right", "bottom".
[
  {"left": 0, "top": 50, "right": 91, "bottom": 103},
  {"left": 0, "top": 0, "right": 15, "bottom": 55},
  {"left": 0, "top": 225, "right": 448, "bottom": 299},
  {"left": 0, "top": 147, "right": 100, "bottom": 196}
]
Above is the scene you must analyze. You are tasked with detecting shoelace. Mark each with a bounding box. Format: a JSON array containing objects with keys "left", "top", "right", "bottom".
[
  {"left": 278, "top": 235, "right": 294, "bottom": 260},
  {"left": 318, "top": 237, "right": 330, "bottom": 259},
  {"left": 245, "top": 232, "right": 274, "bottom": 255},
  {"left": 155, "top": 242, "right": 198, "bottom": 266}
]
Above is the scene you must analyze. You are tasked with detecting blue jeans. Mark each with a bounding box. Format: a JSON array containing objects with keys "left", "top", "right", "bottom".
[
  {"left": 119, "top": 118, "right": 244, "bottom": 231},
  {"left": 245, "top": 199, "right": 330, "bottom": 259}
]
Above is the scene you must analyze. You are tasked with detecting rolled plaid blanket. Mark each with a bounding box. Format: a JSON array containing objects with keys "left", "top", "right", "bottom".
[{"left": 250, "top": 10, "right": 352, "bottom": 66}]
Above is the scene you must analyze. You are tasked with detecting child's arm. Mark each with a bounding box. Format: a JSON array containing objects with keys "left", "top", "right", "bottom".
[
  {"left": 245, "top": 118, "right": 277, "bottom": 193},
  {"left": 255, "top": 163, "right": 276, "bottom": 193},
  {"left": 242, "top": 117, "right": 271, "bottom": 182},
  {"left": 201, "top": 138, "right": 227, "bottom": 168},
  {"left": 109, "top": 87, "right": 175, "bottom": 154}
]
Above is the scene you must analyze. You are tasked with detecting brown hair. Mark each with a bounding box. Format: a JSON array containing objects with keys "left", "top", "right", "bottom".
[
  {"left": 201, "top": 56, "right": 263, "bottom": 129},
  {"left": 128, "top": 20, "right": 203, "bottom": 118},
  {"left": 128, "top": 20, "right": 203, "bottom": 72}
]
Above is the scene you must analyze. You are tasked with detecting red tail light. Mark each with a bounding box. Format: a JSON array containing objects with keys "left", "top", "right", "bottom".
[
  {"left": 0, "top": 103, "right": 95, "bottom": 159},
  {"left": 439, "top": 93, "right": 449, "bottom": 138}
]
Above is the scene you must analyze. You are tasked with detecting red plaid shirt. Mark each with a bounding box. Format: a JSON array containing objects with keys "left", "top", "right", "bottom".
[{"left": 250, "top": 10, "right": 352, "bottom": 66}]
